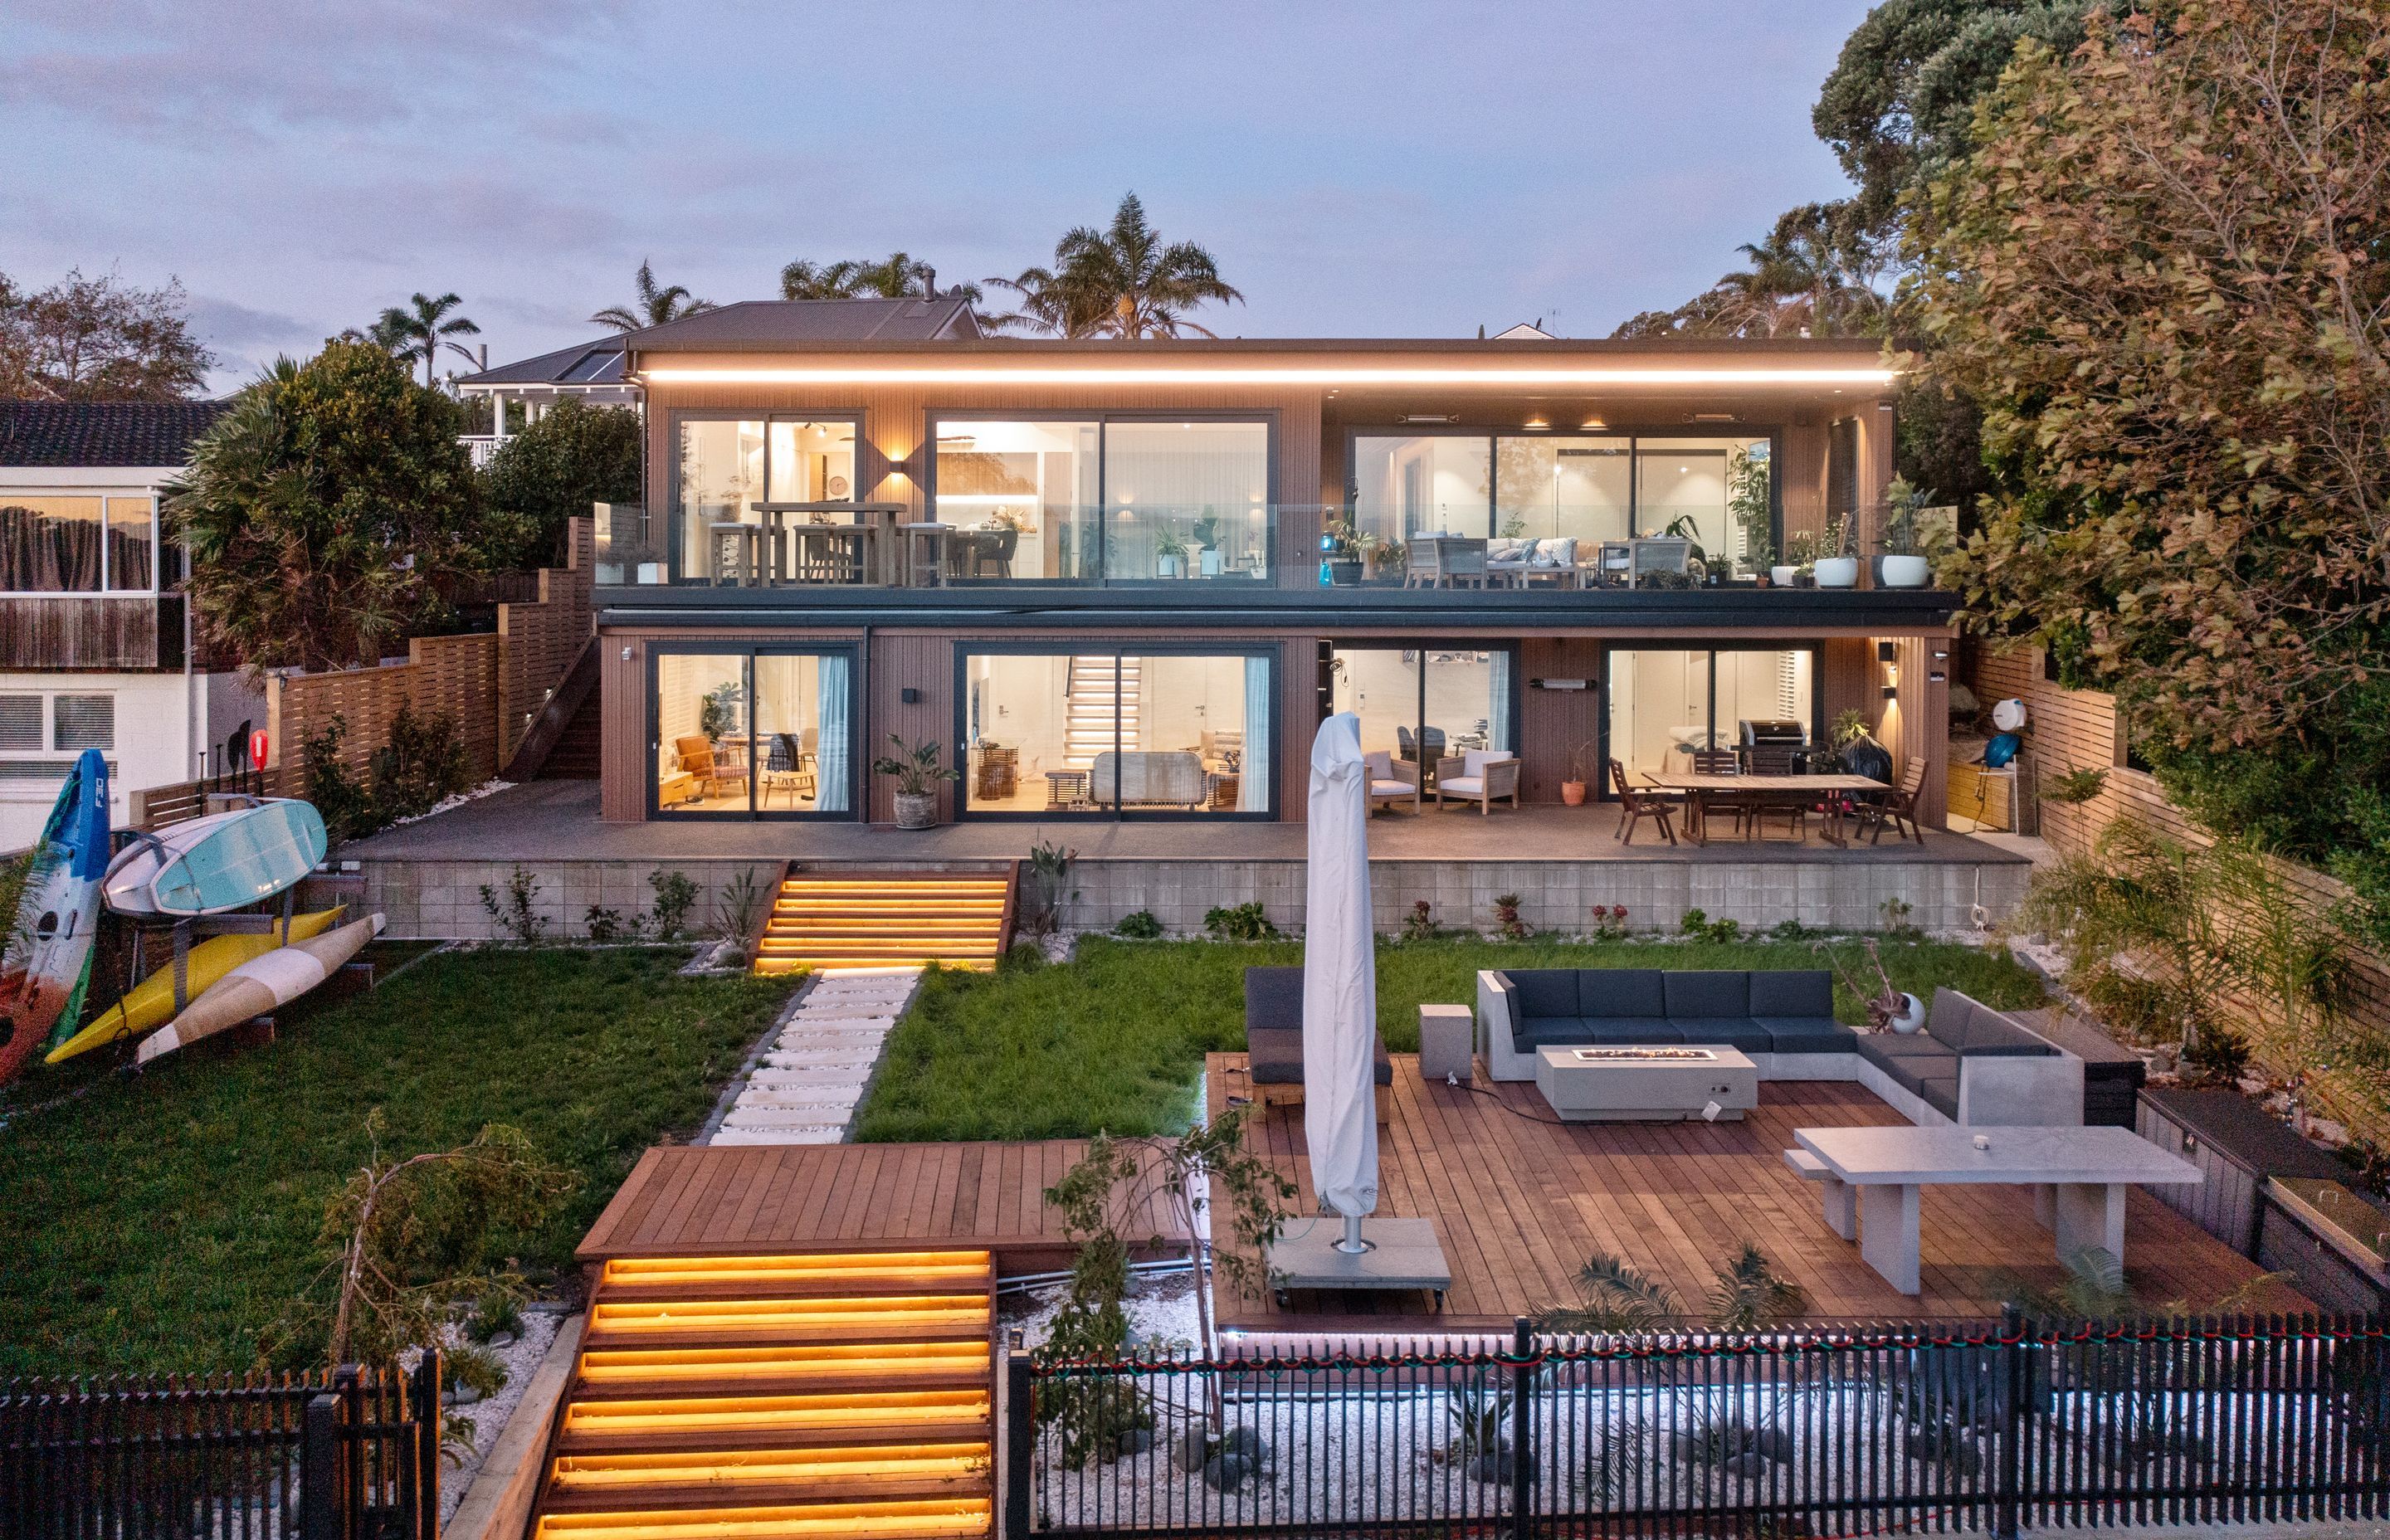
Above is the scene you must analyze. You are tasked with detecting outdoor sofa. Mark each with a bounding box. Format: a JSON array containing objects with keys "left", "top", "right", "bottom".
[
  {"left": 1243, "top": 966, "right": 1392, "bottom": 1123},
  {"left": 1475, "top": 969, "right": 2085, "bottom": 1128}
]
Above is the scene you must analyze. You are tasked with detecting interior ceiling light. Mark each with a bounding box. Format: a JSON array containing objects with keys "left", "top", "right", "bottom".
[
  {"left": 1580, "top": 417, "right": 1606, "bottom": 429},
  {"left": 642, "top": 365, "right": 1899, "bottom": 387}
]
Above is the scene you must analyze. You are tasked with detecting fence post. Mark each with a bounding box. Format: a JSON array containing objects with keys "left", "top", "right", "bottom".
[
  {"left": 1003, "top": 1350, "right": 1034, "bottom": 1539},
  {"left": 414, "top": 1352, "right": 442, "bottom": 1540},
  {"left": 1993, "top": 1304, "right": 2026, "bottom": 1540},
  {"left": 1510, "top": 1317, "right": 1536, "bottom": 1540},
  {"left": 301, "top": 1391, "right": 342, "bottom": 1540}
]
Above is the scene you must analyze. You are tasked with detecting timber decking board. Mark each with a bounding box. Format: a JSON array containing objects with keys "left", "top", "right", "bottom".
[
  {"left": 577, "top": 1141, "right": 1186, "bottom": 1263},
  {"left": 1207, "top": 1052, "right": 2306, "bottom": 1330}
]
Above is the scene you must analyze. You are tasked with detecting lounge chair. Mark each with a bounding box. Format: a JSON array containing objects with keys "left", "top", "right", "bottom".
[
  {"left": 1434, "top": 748, "right": 1519, "bottom": 813},
  {"left": 1363, "top": 749, "right": 1421, "bottom": 812}
]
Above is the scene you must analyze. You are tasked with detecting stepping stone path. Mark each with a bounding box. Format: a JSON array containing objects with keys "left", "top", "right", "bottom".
[{"left": 708, "top": 968, "right": 922, "bottom": 1145}]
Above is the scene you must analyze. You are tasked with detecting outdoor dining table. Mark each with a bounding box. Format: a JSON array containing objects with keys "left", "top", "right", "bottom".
[
  {"left": 749, "top": 502, "right": 908, "bottom": 583},
  {"left": 1646, "top": 771, "right": 1891, "bottom": 847}
]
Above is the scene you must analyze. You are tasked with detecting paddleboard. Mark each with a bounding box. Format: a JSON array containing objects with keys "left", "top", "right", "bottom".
[
  {"left": 0, "top": 749, "right": 112, "bottom": 1083},
  {"left": 103, "top": 799, "right": 328, "bottom": 917},
  {"left": 137, "top": 914, "right": 383, "bottom": 1065},
  {"left": 45, "top": 906, "right": 345, "bottom": 1065}
]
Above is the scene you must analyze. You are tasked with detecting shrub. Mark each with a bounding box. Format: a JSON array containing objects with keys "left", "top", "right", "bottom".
[
  {"left": 1680, "top": 908, "right": 1741, "bottom": 944},
  {"left": 368, "top": 704, "right": 471, "bottom": 822},
  {"left": 1114, "top": 910, "right": 1163, "bottom": 939},
  {"left": 1492, "top": 893, "right": 1529, "bottom": 941},
  {"left": 1203, "top": 902, "right": 1278, "bottom": 942},
  {"left": 2041, "top": 767, "right": 2109, "bottom": 806},
  {"left": 300, "top": 716, "right": 375, "bottom": 842},
  {"left": 478, "top": 397, "right": 641, "bottom": 568},
  {"left": 1590, "top": 904, "right": 1631, "bottom": 941},
  {"left": 1402, "top": 899, "right": 1441, "bottom": 942},
  {"left": 646, "top": 870, "right": 698, "bottom": 941},
  {"left": 479, "top": 865, "right": 547, "bottom": 945}
]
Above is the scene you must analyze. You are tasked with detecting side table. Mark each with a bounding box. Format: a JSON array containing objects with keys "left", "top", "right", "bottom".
[{"left": 1418, "top": 1003, "right": 1475, "bottom": 1084}]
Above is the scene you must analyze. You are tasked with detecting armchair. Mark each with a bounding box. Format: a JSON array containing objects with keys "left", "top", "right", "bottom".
[
  {"left": 674, "top": 735, "right": 749, "bottom": 802},
  {"left": 1363, "top": 749, "right": 1421, "bottom": 812},
  {"left": 1434, "top": 748, "right": 1519, "bottom": 814}
]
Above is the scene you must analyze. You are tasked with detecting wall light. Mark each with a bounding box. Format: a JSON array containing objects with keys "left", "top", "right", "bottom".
[
  {"left": 1882, "top": 684, "right": 1899, "bottom": 699},
  {"left": 1876, "top": 641, "right": 1898, "bottom": 663}
]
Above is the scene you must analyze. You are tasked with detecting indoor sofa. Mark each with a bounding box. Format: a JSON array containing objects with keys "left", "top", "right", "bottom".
[{"left": 1474, "top": 969, "right": 2084, "bottom": 1128}]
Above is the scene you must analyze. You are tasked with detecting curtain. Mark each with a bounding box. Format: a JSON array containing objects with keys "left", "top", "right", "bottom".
[
  {"left": 1, "top": 500, "right": 104, "bottom": 592},
  {"left": 1240, "top": 655, "right": 1271, "bottom": 812},
  {"left": 815, "top": 654, "right": 851, "bottom": 813},
  {"left": 1489, "top": 650, "right": 1513, "bottom": 753}
]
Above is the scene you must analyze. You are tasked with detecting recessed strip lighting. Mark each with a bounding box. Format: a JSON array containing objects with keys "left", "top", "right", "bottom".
[{"left": 637, "top": 365, "right": 1898, "bottom": 387}]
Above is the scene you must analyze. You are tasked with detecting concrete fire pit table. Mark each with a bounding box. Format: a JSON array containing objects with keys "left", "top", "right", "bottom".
[{"left": 1534, "top": 1045, "right": 1759, "bottom": 1123}]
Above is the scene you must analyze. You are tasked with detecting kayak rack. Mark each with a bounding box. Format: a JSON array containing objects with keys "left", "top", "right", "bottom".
[{"left": 110, "top": 824, "right": 318, "bottom": 1016}]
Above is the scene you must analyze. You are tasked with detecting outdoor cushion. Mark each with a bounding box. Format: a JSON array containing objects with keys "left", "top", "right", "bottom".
[
  {"left": 1857, "top": 1034, "right": 1958, "bottom": 1097},
  {"left": 1514, "top": 1016, "right": 1680, "bottom": 1050},
  {"left": 1531, "top": 537, "right": 1578, "bottom": 568},
  {"left": 1441, "top": 776, "right": 1488, "bottom": 794},
  {"left": 1504, "top": 969, "right": 1582, "bottom": 1021},
  {"left": 1578, "top": 969, "right": 1666, "bottom": 1018},
  {"left": 1461, "top": 748, "right": 1514, "bottom": 776},
  {"left": 1955, "top": 1008, "right": 2053, "bottom": 1056},
  {"left": 1924, "top": 987, "right": 1978, "bottom": 1045},
  {"left": 1487, "top": 538, "right": 1532, "bottom": 564},
  {"left": 1662, "top": 971, "right": 1751, "bottom": 1020},
  {"left": 1245, "top": 967, "right": 1305, "bottom": 1031},
  {"left": 1246, "top": 1023, "right": 1392, "bottom": 1086},
  {"left": 1757, "top": 1017, "right": 1859, "bottom": 1055},
  {"left": 1672, "top": 1021, "right": 1772, "bottom": 1053},
  {"left": 1749, "top": 971, "right": 1834, "bottom": 1019},
  {"left": 1916, "top": 1066, "right": 1963, "bottom": 1118}
]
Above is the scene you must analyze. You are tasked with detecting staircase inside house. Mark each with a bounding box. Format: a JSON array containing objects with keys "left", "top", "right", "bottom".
[
  {"left": 1061, "top": 654, "right": 1137, "bottom": 768},
  {"left": 753, "top": 866, "right": 1016, "bottom": 975},
  {"left": 530, "top": 1250, "right": 997, "bottom": 1540}
]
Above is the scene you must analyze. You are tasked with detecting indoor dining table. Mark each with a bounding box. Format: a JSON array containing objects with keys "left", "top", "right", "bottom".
[{"left": 1646, "top": 771, "right": 1892, "bottom": 847}]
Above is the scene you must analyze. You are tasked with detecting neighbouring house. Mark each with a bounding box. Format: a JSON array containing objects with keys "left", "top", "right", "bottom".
[
  {"left": 452, "top": 333, "right": 641, "bottom": 468},
  {"left": 0, "top": 401, "right": 266, "bottom": 851},
  {"left": 545, "top": 300, "right": 1941, "bottom": 830}
]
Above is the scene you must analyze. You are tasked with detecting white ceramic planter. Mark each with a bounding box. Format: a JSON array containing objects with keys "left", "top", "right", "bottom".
[
  {"left": 1879, "top": 553, "right": 1932, "bottom": 589},
  {"left": 1889, "top": 992, "right": 1927, "bottom": 1034},
  {"left": 637, "top": 562, "right": 667, "bottom": 584},
  {"left": 893, "top": 792, "right": 938, "bottom": 831},
  {"left": 1814, "top": 556, "right": 1861, "bottom": 589},
  {"left": 1158, "top": 555, "right": 1184, "bottom": 578},
  {"left": 1200, "top": 548, "right": 1224, "bottom": 578},
  {"left": 1770, "top": 565, "right": 1797, "bottom": 587}
]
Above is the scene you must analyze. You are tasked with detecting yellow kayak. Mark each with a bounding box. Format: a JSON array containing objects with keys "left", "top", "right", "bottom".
[{"left": 45, "top": 907, "right": 344, "bottom": 1064}]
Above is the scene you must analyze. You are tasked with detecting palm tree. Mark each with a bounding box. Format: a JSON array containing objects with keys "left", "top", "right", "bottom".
[
  {"left": 590, "top": 261, "right": 715, "bottom": 332},
  {"left": 375, "top": 292, "right": 481, "bottom": 387},
  {"left": 778, "top": 252, "right": 982, "bottom": 305},
  {"left": 984, "top": 193, "right": 1241, "bottom": 339}
]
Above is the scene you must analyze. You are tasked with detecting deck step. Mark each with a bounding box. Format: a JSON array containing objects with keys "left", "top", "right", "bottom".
[{"left": 754, "top": 870, "right": 1016, "bottom": 975}]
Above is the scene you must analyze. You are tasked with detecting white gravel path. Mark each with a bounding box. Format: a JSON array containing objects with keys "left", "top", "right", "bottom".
[
  {"left": 430, "top": 1308, "right": 563, "bottom": 1523},
  {"left": 705, "top": 968, "right": 922, "bottom": 1145}
]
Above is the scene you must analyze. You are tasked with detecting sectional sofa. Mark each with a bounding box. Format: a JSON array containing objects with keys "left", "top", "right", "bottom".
[{"left": 1475, "top": 968, "right": 2085, "bottom": 1128}]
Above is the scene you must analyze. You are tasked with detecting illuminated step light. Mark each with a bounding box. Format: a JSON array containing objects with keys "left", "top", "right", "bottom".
[
  {"left": 607, "top": 1251, "right": 989, "bottom": 1277},
  {"left": 551, "top": 1444, "right": 989, "bottom": 1488},
  {"left": 534, "top": 1496, "right": 993, "bottom": 1540},
  {"left": 563, "top": 1389, "right": 989, "bottom": 1437}
]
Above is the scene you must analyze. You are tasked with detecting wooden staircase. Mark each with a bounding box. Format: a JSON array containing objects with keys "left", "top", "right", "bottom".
[
  {"left": 531, "top": 1250, "right": 997, "bottom": 1540},
  {"left": 1062, "top": 654, "right": 1138, "bottom": 768},
  {"left": 753, "top": 867, "right": 1017, "bottom": 975}
]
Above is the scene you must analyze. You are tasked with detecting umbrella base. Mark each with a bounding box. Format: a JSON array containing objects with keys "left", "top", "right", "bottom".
[{"left": 1266, "top": 1216, "right": 1451, "bottom": 1309}]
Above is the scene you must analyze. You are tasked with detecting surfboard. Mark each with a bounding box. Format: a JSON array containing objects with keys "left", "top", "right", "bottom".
[
  {"left": 0, "top": 749, "right": 112, "bottom": 1084},
  {"left": 136, "top": 914, "right": 384, "bottom": 1066},
  {"left": 44, "top": 906, "right": 346, "bottom": 1065},
  {"left": 103, "top": 799, "right": 328, "bottom": 917}
]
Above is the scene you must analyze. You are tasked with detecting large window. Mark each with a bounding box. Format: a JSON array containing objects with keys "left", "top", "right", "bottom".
[
  {"left": 960, "top": 646, "right": 1272, "bottom": 816},
  {"left": 1606, "top": 646, "right": 1816, "bottom": 784},
  {"left": 653, "top": 646, "right": 856, "bottom": 818},
  {"left": 1, "top": 494, "right": 157, "bottom": 592},
  {"left": 929, "top": 416, "right": 1271, "bottom": 582},
  {"left": 1349, "top": 432, "right": 1773, "bottom": 574},
  {"left": 673, "top": 417, "right": 856, "bottom": 581},
  {"left": 1329, "top": 644, "right": 1515, "bottom": 778}
]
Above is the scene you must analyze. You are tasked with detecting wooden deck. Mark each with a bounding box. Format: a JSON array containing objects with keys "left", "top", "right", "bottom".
[
  {"left": 1207, "top": 1052, "right": 2307, "bottom": 1333},
  {"left": 575, "top": 1140, "right": 1185, "bottom": 1272}
]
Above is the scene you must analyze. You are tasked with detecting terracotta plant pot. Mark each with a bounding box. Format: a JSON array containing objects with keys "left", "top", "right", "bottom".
[
  {"left": 893, "top": 792, "right": 938, "bottom": 831},
  {"left": 1560, "top": 780, "right": 1588, "bottom": 807}
]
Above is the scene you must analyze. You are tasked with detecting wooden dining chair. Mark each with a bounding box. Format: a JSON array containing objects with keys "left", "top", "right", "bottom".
[
  {"left": 1609, "top": 759, "right": 1677, "bottom": 846},
  {"left": 1862, "top": 760, "right": 1929, "bottom": 845}
]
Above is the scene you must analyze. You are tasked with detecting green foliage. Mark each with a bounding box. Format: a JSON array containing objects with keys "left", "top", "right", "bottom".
[
  {"left": 583, "top": 906, "right": 639, "bottom": 944},
  {"left": 1023, "top": 841, "right": 1078, "bottom": 938},
  {"left": 647, "top": 870, "right": 699, "bottom": 942},
  {"left": 0, "top": 949, "right": 796, "bottom": 1373},
  {"left": 480, "top": 866, "right": 548, "bottom": 946},
  {"left": 168, "top": 339, "right": 481, "bottom": 675},
  {"left": 871, "top": 734, "right": 959, "bottom": 797},
  {"left": 1492, "top": 893, "right": 1529, "bottom": 941},
  {"left": 984, "top": 192, "right": 1242, "bottom": 339},
  {"left": 710, "top": 867, "right": 765, "bottom": 945},
  {"left": 698, "top": 681, "right": 744, "bottom": 743},
  {"left": 1113, "top": 910, "right": 1163, "bottom": 940},
  {"left": 1202, "top": 903, "right": 1277, "bottom": 942},
  {"left": 593, "top": 261, "right": 715, "bottom": 331},
  {"left": 2041, "top": 767, "right": 2109, "bottom": 807},
  {"left": 479, "top": 397, "right": 642, "bottom": 569},
  {"left": 300, "top": 707, "right": 473, "bottom": 842},
  {"left": 1404, "top": 899, "right": 1443, "bottom": 943},
  {"left": 1680, "top": 908, "right": 1742, "bottom": 944},
  {"left": 300, "top": 716, "right": 376, "bottom": 844},
  {"left": 1534, "top": 1244, "right": 1805, "bottom": 1333},
  {"left": 0, "top": 267, "right": 215, "bottom": 401}
]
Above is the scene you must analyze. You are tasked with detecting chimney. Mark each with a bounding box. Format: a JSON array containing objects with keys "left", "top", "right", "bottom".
[{"left": 922, "top": 266, "right": 938, "bottom": 299}]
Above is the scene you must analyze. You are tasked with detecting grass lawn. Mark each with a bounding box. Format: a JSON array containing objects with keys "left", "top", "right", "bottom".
[
  {"left": 853, "top": 934, "right": 2048, "bottom": 1143},
  {"left": 0, "top": 948, "right": 794, "bottom": 1377}
]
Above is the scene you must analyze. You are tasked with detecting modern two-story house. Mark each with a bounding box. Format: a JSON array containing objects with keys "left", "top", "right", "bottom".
[{"left": 573, "top": 301, "right": 1949, "bottom": 833}]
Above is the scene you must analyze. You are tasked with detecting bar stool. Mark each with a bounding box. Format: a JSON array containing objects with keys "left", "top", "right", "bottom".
[{"left": 897, "top": 523, "right": 956, "bottom": 587}]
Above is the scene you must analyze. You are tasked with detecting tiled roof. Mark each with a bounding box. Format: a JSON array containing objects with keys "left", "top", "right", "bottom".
[{"left": 0, "top": 400, "right": 228, "bottom": 468}]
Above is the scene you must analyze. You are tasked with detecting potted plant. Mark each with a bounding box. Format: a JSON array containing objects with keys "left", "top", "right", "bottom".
[
  {"left": 1155, "top": 524, "right": 1190, "bottom": 579},
  {"left": 1561, "top": 740, "right": 1597, "bottom": 807},
  {"left": 1813, "top": 514, "right": 1860, "bottom": 589},
  {"left": 1876, "top": 476, "right": 1935, "bottom": 589},
  {"left": 1193, "top": 509, "right": 1225, "bottom": 578},
  {"left": 872, "top": 734, "right": 959, "bottom": 830},
  {"left": 1744, "top": 531, "right": 1778, "bottom": 587},
  {"left": 699, "top": 680, "right": 745, "bottom": 745},
  {"left": 1816, "top": 937, "right": 1924, "bottom": 1034},
  {"left": 1780, "top": 531, "right": 1819, "bottom": 587},
  {"left": 1728, "top": 445, "right": 1773, "bottom": 580},
  {"left": 1319, "top": 516, "right": 1364, "bottom": 587}
]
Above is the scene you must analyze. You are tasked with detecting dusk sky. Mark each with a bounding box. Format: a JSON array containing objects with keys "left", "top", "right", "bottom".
[{"left": 4, "top": 1, "right": 1875, "bottom": 391}]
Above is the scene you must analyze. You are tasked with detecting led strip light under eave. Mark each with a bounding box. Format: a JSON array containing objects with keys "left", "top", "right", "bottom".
[{"left": 634, "top": 365, "right": 1897, "bottom": 387}]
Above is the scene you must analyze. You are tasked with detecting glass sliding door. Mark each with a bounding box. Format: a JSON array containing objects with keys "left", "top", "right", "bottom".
[
  {"left": 1606, "top": 646, "right": 1817, "bottom": 785},
  {"left": 654, "top": 646, "right": 856, "bottom": 818},
  {"left": 1495, "top": 438, "right": 1630, "bottom": 547},
  {"left": 1103, "top": 422, "right": 1269, "bottom": 581},
  {"left": 930, "top": 420, "right": 1099, "bottom": 580},
  {"left": 960, "top": 646, "right": 1273, "bottom": 817},
  {"left": 1349, "top": 434, "right": 1494, "bottom": 548},
  {"left": 674, "top": 416, "right": 856, "bottom": 582},
  {"left": 1329, "top": 644, "right": 1516, "bottom": 779}
]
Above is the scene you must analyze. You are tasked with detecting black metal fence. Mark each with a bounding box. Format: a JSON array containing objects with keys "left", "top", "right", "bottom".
[
  {"left": 0, "top": 1357, "right": 441, "bottom": 1540},
  {"left": 1008, "top": 1313, "right": 2388, "bottom": 1537}
]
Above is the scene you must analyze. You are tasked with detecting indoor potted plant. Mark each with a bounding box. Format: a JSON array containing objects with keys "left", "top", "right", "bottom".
[
  {"left": 1875, "top": 476, "right": 1935, "bottom": 589},
  {"left": 873, "top": 735, "right": 959, "bottom": 831},
  {"left": 1781, "top": 530, "right": 1819, "bottom": 587},
  {"left": 1561, "top": 740, "right": 1597, "bottom": 807},
  {"left": 1319, "top": 516, "right": 1364, "bottom": 586},
  {"left": 1193, "top": 509, "right": 1225, "bottom": 578},
  {"left": 1155, "top": 524, "right": 1191, "bottom": 579},
  {"left": 1812, "top": 514, "right": 1861, "bottom": 589}
]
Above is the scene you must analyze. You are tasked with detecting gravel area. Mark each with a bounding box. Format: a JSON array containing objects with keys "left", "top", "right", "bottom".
[
  {"left": 998, "top": 1268, "right": 1207, "bottom": 1353},
  {"left": 433, "top": 1308, "right": 564, "bottom": 1523}
]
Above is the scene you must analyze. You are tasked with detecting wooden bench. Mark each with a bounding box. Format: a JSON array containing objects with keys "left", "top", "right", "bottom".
[{"left": 1783, "top": 1147, "right": 1856, "bottom": 1240}]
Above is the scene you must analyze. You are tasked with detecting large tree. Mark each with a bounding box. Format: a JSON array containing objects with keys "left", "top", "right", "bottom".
[
  {"left": 985, "top": 193, "right": 1242, "bottom": 339},
  {"left": 1917, "top": 0, "right": 2390, "bottom": 938},
  {"left": 480, "top": 397, "right": 642, "bottom": 568},
  {"left": 0, "top": 268, "right": 214, "bottom": 400},
  {"left": 167, "top": 339, "right": 485, "bottom": 674},
  {"left": 591, "top": 261, "right": 715, "bottom": 332},
  {"left": 374, "top": 292, "right": 481, "bottom": 388}
]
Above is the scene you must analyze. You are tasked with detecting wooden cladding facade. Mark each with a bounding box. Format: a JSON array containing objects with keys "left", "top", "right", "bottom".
[{"left": 0, "top": 594, "right": 184, "bottom": 670}]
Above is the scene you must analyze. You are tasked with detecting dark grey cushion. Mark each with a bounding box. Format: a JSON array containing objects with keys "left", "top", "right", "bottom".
[
  {"left": 1858, "top": 1033, "right": 1957, "bottom": 1094},
  {"left": 1663, "top": 970, "right": 1751, "bottom": 1020},
  {"left": 1248, "top": 1024, "right": 1392, "bottom": 1084},
  {"left": 1244, "top": 967, "right": 1304, "bottom": 1031},
  {"left": 1924, "top": 987, "right": 1978, "bottom": 1046},
  {"left": 1749, "top": 971, "right": 1834, "bottom": 1018},
  {"left": 1757, "top": 1017, "right": 1858, "bottom": 1054},
  {"left": 1587, "top": 1019, "right": 1684, "bottom": 1045},
  {"left": 1958, "top": 1009, "right": 2054, "bottom": 1057},
  {"left": 1504, "top": 969, "right": 1583, "bottom": 1021},
  {"left": 1517, "top": 1016, "right": 1682, "bottom": 1048},
  {"left": 1579, "top": 969, "right": 1666, "bottom": 1019},
  {"left": 1917, "top": 1067, "right": 1963, "bottom": 1118},
  {"left": 1671, "top": 1020, "right": 1771, "bottom": 1053}
]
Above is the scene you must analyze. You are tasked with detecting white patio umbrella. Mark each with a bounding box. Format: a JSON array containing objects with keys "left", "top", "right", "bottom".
[{"left": 1302, "top": 712, "right": 1379, "bottom": 1254}]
